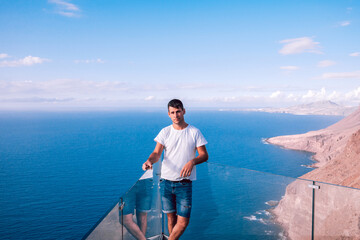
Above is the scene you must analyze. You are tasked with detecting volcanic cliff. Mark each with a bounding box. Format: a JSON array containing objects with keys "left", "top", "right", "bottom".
[{"left": 267, "top": 106, "right": 360, "bottom": 239}]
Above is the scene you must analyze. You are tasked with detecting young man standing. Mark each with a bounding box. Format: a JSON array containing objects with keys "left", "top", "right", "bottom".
[{"left": 142, "top": 99, "right": 208, "bottom": 240}]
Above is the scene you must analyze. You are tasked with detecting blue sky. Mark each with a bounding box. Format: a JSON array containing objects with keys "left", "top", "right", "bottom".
[{"left": 1, "top": 0, "right": 359, "bottom": 110}]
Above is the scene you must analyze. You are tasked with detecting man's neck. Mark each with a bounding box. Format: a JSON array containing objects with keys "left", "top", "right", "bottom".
[{"left": 172, "top": 122, "right": 188, "bottom": 130}]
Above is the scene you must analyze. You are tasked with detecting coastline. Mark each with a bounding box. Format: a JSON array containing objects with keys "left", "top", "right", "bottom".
[
  {"left": 264, "top": 138, "right": 319, "bottom": 168},
  {"left": 266, "top": 106, "right": 360, "bottom": 239}
]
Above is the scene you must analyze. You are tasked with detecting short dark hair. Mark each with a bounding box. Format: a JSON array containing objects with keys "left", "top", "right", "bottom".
[{"left": 168, "top": 99, "right": 184, "bottom": 110}]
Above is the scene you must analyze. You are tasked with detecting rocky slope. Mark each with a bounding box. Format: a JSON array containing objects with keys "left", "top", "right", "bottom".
[
  {"left": 303, "top": 129, "right": 360, "bottom": 188},
  {"left": 267, "top": 106, "right": 360, "bottom": 168},
  {"left": 267, "top": 106, "right": 360, "bottom": 239}
]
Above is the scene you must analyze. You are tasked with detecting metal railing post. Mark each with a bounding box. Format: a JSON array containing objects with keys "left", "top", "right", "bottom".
[
  {"left": 309, "top": 181, "right": 320, "bottom": 240},
  {"left": 160, "top": 153, "right": 165, "bottom": 239},
  {"left": 119, "top": 198, "right": 124, "bottom": 240}
]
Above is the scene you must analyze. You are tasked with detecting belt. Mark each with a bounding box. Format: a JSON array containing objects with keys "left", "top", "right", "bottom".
[{"left": 170, "top": 179, "right": 192, "bottom": 183}]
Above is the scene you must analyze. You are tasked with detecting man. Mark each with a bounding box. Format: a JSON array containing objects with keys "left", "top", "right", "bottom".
[{"left": 142, "top": 99, "right": 208, "bottom": 240}]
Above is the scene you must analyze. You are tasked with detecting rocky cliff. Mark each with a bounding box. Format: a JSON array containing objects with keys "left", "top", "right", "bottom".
[
  {"left": 303, "top": 130, "right": 360, "bottom": 188},
  {"left": 267, "top": 106, "right": 360, "bottom": 168},
  {"left": 267, "top": 106, "right": 360, "bottom": 239}
]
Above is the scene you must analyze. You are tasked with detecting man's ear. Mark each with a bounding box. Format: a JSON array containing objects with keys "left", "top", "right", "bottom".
[{"left": 183, "top": 108, "right": 186, "bottom": 115}]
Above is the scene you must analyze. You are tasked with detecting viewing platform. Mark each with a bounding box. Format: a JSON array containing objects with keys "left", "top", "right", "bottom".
[{"left": 82, "top": 162, "right": 360, "bottom": 240}]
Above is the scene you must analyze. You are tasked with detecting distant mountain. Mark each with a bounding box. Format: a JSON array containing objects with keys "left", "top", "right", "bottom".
[{"left": 231, "top": 101, "right": 357, "bottom": 116}]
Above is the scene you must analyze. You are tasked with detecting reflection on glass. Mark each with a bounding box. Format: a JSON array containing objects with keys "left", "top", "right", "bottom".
[
  {"left": 270, "top": 179, "right": 313, "bottom": 240},
  {"left": 185, "top": 162, "right": 300, "bottom": 239},
  {"left": 83, "top": 162, "right": 360, "bottom": 240},
  {"left": 314, "top": 182, "right": 360, "bottom": 239},
  {"left": 120, "top": 170, "right": 153, "bottom": 240}
]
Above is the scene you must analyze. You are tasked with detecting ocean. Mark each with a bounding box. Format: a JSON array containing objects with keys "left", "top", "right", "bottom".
[{"left": 0, "top": 111, "right": 342, "bottom": 239}]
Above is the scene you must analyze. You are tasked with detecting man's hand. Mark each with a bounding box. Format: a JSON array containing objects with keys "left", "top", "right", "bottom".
[
  {"left": 180, "top": 160, "right": 195, "bottom": 177},
  {"left": 143, "top": 143, "right": 163, "bottom": 171},
  {"left": 142, "top": 160, "right": 153, "bottom": 171}
]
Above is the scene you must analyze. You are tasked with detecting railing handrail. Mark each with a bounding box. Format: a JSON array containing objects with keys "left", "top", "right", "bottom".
[{"left": 206, "top": 161, "right": 360, "bottom": 191}]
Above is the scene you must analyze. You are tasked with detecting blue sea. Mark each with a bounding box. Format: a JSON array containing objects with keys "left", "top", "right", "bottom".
[{"left": 0, "top": 111, "right": 342, "bottom": 239}]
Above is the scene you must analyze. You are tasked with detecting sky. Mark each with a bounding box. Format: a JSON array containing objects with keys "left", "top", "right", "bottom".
[{"left": 0, "top": 0, "right": 359, "bottom": 110}]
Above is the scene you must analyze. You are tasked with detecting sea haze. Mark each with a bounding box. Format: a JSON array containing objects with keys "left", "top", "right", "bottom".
[{"left": 0, "top": 111, "right": 342, "bottom": 239}]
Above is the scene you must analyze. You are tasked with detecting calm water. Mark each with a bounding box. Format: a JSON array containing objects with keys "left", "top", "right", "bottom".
[{"left": 0, "top": 111, "right": 342, "bottom": 239}]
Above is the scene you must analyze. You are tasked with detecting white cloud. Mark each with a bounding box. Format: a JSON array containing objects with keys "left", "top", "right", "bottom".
[
  {"left": 74, "top": 58, "right": 105, "bottom": 64},
  {"left": 49, "top": 0, "right": 79, "bottom": 11},
  {"left": 349, "top": 52, "right": 360, "bottom": 57},
  {"left": 339, "top": 21, "right": 351, "bottom": 27},
  {"left": 177, "top": 83, "right": 219, "bottom": 90},
  {"left": 48, "top": 0, "right": 80, "bottom": 17},
  {"left": 345, "top": 87, "right": 360, "bottom": 100},
  {"left": 58, "top": 11, "right": 77, "bottom": 17},
  {"left": 270, "top": 91, "right": 283, "bottom": 99},
  {"left": 321, "top": 71, "right": 360, "bottom": 79},
  {"left": 223, "top": 96, "right": 240, "bottom": 102},
  {"left": 317, "top": 60, "right": 336, "bottom": 68},
  {"left": 194, "top": 87, "right": 360, "bottom": 107},
  {"left": 0, "top": 79, "right": 130, "bottom": 100},
  {"left": 288, "top": 87, "right": 358, "bottom": 104},
  {"left": 279, "top": 37, "right": 322, "bottom": 55},
  {"left": 0, "top": 56, "right": 50, "bottom": 67},
  {"left": 1, "top": 78, "right": 359, "bottom": 110},
  {"left": 328, "top": 90, "right": 340, "bottom": 100},
  {"left": 145, "top": 96, "right": 155, "bottom": 101},
  {"left": 0, "top": 53, "right": 9, "bottom": 59},
  {"left": 302, "top": 88, "right": 327, "bottom": 100},
  {"left": 280, "top": 66, "right": 299, "bottom": 70},
  {"left": 285, "top": 93, "right": 300, "bottom": 102}
]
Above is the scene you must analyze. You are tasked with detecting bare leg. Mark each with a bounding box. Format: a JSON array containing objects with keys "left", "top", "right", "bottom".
[
  {"left": 168, "top": 215, "right": 189, "bottom": 240},
  {"left": 166, "top": 212, "right": 177, "bottom": 234},
  {"left": 136, "top": 211, "right": 148, "bottom": 235},
  {"left": 122, "top": 214, "right": 146, "bottom": 240}
]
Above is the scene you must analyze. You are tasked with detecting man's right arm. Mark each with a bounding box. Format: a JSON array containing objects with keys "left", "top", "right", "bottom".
[{"left": 142, "top": 142, "right": 164, "bottom": 171}]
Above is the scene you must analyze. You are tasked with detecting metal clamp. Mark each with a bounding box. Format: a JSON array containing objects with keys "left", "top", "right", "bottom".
[
  {"left": 308, "top": 184, "right": 320, "bottom": 190},
  {"left": 119, "top": 202, "right": 125, "bottom": 211}
]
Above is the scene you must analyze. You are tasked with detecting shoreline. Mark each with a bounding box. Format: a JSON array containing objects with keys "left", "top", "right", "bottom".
[
  {"left": 265, "top": 138, "right": 320, "bottom": 168},
  {"left": 266, "top": 107, "right": 360, "bottom": 239}
]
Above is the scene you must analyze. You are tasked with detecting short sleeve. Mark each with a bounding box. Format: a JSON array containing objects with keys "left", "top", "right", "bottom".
[
  {"left": 195, "top": 129, "right": 208, "bottom": 147},
  {"left": 154, "top": 128, "right": 166, "bottom": 145}
]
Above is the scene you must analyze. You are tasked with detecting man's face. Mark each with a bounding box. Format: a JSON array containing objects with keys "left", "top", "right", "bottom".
[{"left": 168, "top": 106, "right": 185, "bottom": 124}]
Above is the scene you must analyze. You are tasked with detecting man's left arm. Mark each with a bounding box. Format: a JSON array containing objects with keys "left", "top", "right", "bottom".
[{"left": 180, "top": 145, "right": 208, "bottom": 178}]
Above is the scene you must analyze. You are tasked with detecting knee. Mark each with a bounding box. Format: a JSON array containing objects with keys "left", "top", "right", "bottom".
[
  {"left": 167, "top": 213, "right": 177, "bottom": 223},
  {"left": 177, "top": 218, "right": 189, "bottom": 229},
  {"left": 136, "top": 212, "right": 147, "bottom": 221},
  {"left": 120, "top": 214, "right": 133, "bottom": 226},
  {"left": 177, "top": 222, "right": 188, "bottom": 230}
]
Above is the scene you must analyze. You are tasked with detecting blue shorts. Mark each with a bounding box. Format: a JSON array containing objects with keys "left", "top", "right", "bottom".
[
  {"left": 122, "top": 178, "right": 153, "bottom": 215},
  {"left": 160, "top": 179, "right": 192, "bottom": 218}
]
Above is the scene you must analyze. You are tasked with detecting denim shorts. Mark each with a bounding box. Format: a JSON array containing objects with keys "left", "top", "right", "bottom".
[
  {"left": 122, "top": 178, "right": 153, "bottom": 215},
  {"left": 160, "top": 179, "right": 192, "bottom": 218}
]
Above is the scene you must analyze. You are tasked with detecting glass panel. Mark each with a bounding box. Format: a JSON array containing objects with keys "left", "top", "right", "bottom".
[
  {"left": 83, "top": 202, "right": 122, "bottom": 240},
  {"left": 271, "top": 179, "right": 314, "bottom": 240},
  {"left": 84, "top": 162, "right": 318, "bottom": 239},
  {"left": 314, "top": 182, "right": 360, "bottom": 239},
  {"left": 179, "top": 162, "right": 314, "bottom": 240},
  {"left": 120, "top": 174, "right": 161, "bottom": 240},
  {"left": 84, "top": 163, "right": 162, "bottom": 240}
]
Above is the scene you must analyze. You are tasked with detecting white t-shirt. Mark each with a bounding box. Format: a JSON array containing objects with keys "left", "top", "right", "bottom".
[{"left": 154, "top": 124, "right": 208, "bottom": 181}]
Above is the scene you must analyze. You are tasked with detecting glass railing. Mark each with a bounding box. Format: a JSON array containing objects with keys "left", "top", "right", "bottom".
[{"left": 82, "top": 162, "right": 360, "bottom": 240}]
